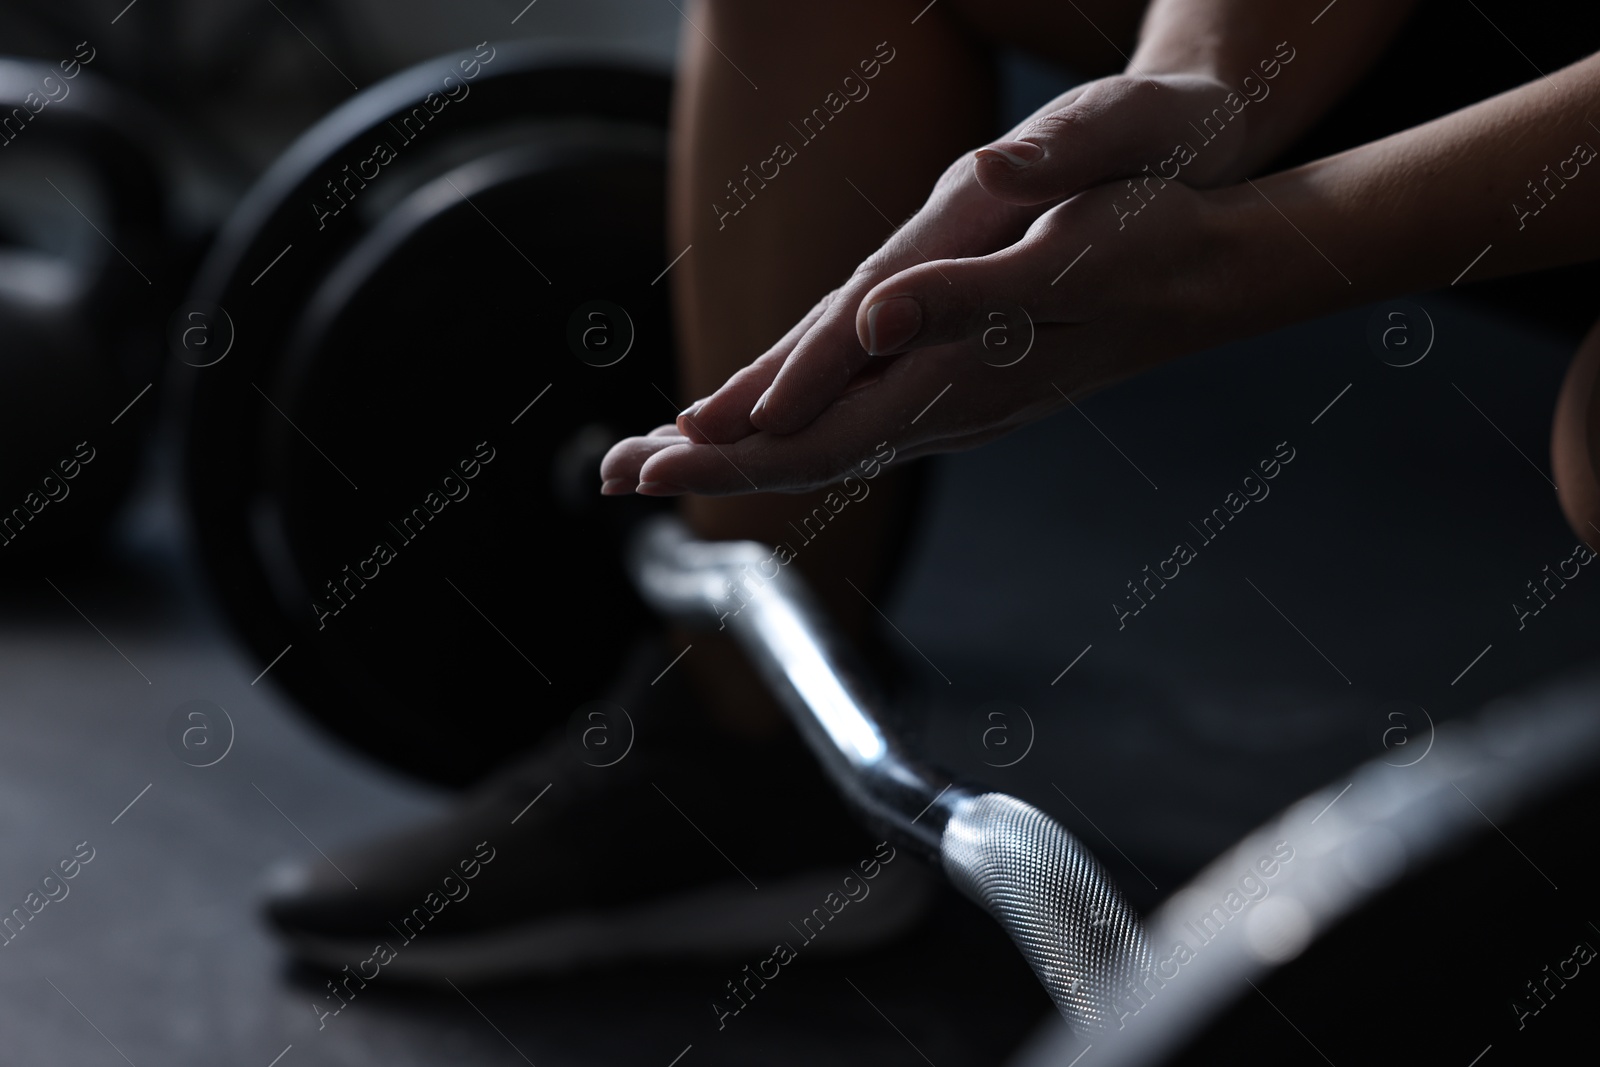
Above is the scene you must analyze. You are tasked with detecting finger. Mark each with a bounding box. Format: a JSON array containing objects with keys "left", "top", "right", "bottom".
[
  {"left": 638, "top": 336, "right": 995, "bottom": 495},
  {"left": 677, "top": 289, "right": 840, "bottom": 445},
  {"left": 973, "top": 76, "right": 1223, "bottom": 206},
  {"left": 744, "top": 188, "right": 1041, "bottom": 437},
  {"left": 641, "top": 374, "right": 913, "bottom": 496},
  {"left": 599, "top": 427, "right": 688, "bottom": 493},
  {"left": 676, "top": 350, "right": 790, "bottom": 445},
  {"left": 739, "top": 264, "right": 926, "bottom": 437},
  {"left": 852, "top": 230, "right": 1079, "bottom": 358},
  {"left": 681, "top": 260, "right": 919, "bottom": 444},
  {"left": 744, "top": 295, "right": 872, "bottom": 435},
  {"left": 639, "top": 359, "right": 1063, "bottom": 497}
]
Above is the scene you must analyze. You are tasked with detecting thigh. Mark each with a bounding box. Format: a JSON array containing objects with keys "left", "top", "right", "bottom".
[{"left": 943, "top": 0, "right": 1149, "bottom": 77}]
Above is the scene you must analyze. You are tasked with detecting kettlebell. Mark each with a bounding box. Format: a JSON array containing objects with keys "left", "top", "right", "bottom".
[{"left": 0, "top": 56, "right": 172, "bottom": 565}]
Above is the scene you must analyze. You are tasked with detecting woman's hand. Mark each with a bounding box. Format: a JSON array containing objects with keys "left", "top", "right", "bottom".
[
  {"left": 662, "top": 72, "right": 1254, "bottom": 449},
  {"left": 601, "top": 177, "right": 1250, "bottom": 496}
]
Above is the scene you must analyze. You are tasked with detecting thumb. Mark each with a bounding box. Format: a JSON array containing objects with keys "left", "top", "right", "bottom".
[{"left": 855, "top": 241, "right": 1065, "bottom": 357}]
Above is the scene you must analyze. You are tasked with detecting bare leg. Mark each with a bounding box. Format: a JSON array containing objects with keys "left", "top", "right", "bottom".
[
  {"left": 1553, "top": 314, "right": 1600, "bottom": 550},
  {"left": 667, "top": 0, "right": 1139, "bottom": 730}
]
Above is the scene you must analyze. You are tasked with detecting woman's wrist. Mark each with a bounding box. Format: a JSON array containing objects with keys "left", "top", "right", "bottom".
[
  {"left": 1185, "top": 175, "right": 1360, "bottom": 347},
  {"left": 1119, "top": 47, "right": 1304, "bottom": 185},
  {"left": 1213, "top": 58, "right": 1600, "bottom": 323},
  {"left": 1128, "top": 0, "right": 1423, "bottom": 178}
]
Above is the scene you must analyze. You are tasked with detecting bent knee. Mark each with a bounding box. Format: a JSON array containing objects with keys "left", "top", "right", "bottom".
[{"left": 1553, "top": 315, "right": 1600, "bottom": 547}]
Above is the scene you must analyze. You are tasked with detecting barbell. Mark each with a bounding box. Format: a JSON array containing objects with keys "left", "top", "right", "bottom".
[
  {"left": 176, "top": 38, "right": 1152, "bottom": 1035},
  {"left": 175, "top": 39, "right": 1600, "bottom": 1059}
]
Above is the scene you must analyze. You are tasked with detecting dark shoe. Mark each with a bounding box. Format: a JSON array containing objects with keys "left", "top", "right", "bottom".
[{"left": 261, "top": 637, "right": 933, "bottom": 982}]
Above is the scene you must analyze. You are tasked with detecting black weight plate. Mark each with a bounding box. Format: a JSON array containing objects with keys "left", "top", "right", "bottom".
[
  {"left": 265, "top": 140, "right": 672, "bottom": 781},
  {"left": 178, "top": 45, "right": 677, "bottom": 784}
]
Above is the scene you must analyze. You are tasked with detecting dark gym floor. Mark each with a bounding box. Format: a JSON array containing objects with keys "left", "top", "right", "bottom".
[{"left": 2, "top": 288, "right": 1596, "bottom": 1065}]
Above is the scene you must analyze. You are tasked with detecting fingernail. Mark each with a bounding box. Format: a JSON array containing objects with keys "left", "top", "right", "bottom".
[
  {"left": 975, "top": 140, "right": 1045, "bottom": 168},
  {"left": 676, "top": 399, "right": 707, "bottom": 439},
  {"left": 600, "top": 478, "right": 632, "bottom": 495},
  {"left": 866, "top": 297, "right": 921, "bottom": 355},
  {"left": 750, "top": 384, "right": 774, "bottom": 423},
  {"left": 637, "top": 481, "right": 687, "bottom": 497}
]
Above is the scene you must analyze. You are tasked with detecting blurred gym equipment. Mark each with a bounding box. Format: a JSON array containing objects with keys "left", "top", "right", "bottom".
[
  {"left": 633, "top": 516, "right": 1151, "bottom": 1033},
  {"left": 1010, "top": 666, "right": 1600, "bottom": 1064},
  {"left": 0, "top": 57, "right": 178, "bottom": 562},
  {"left": 171, "top": 38, "right": 1600, "bottom": 1056},
  {"left": 177, "top": 44, "right": 677, "bottom": 784}
]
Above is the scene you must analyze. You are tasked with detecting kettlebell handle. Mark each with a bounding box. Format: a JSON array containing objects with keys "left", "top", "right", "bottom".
[{"left": 0, "top": 57, "right": 167, "bottom": 263}]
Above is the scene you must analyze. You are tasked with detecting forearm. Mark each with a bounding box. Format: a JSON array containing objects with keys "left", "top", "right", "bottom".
[
  {"left": 1130, "top": 0, "right": 1422, "bottom": 175},
  {"left": 1208, "top": 51, "right": 1600, "bottom": 329}
]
